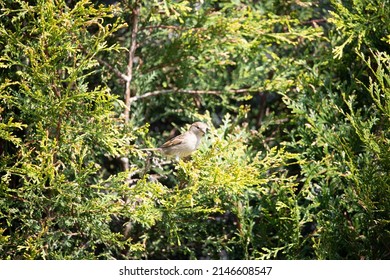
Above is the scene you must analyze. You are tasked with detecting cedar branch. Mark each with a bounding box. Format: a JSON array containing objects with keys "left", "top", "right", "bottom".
[
  {"left": 139, "top": 25, "right": 206, "bottom": 32},
  {"left": 129, "top": 88, "right": 256, "bottom": 102},
  {"left": 97, "top": 57, "right": 129, "bottom": 82}
]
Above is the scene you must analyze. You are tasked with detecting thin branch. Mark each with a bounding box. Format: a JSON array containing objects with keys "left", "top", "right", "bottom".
[
  {"left": 301, "top": 18, "right": 327, "bottom": 26},
  {"left": 121, "top": 4, "right": 140, "bottom": 177},
  {"left": 97, "top": 57, "right": 129, "bottom": 82},
  {"left": 129, "top": 88, "right": 257, "bottom": 102},
  {"left": 139, "top": 25, "right": 206, "bottom": 32},
  {"left": 124, "top": 5, "right": 140, "bottom": 123},
  {"left": 77, "top": 39, "right": 130, "bottom": 82}
]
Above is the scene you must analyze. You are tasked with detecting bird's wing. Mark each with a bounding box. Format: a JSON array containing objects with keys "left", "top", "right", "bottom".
[{"left": 160, "top": 133, "right": 186, "bottom": 148}]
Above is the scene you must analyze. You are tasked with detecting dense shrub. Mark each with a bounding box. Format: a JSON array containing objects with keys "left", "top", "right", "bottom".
[{"left": 1, "top": 0, "right": 389, "bottom": 259}]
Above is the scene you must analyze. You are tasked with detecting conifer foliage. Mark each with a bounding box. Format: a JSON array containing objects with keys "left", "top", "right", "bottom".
[{"left": 1, "top": 0, "right": 389, "bottom": 259}]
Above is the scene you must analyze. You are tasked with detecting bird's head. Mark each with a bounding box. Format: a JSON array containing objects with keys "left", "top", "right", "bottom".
[{"left": 189, "top": 122, "right": 209, "bottom": 136}]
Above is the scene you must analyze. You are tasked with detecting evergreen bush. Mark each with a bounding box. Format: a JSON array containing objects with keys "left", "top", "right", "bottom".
[{"left": 1, "top": 0, "right": 389, "bottom": 259}]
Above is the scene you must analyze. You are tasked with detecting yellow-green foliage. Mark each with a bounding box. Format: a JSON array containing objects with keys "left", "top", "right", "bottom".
[
  {"left": 1, "top": 0, "right": 389, "bottom": 260},
  {"left": 126, "top": 116, "right": 308, "bottom": 259}
]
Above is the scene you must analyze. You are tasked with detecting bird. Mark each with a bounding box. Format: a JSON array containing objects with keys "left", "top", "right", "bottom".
[{"left": 142, "top": 122, "right": 209, "bottom": 159}]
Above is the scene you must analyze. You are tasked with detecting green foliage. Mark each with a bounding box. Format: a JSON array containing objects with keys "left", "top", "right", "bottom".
[
  {"left": 330, "top": 0, "right": 389, "bottom": 58},
  {"left": 1, "top": 0, "right": 389, "bottom": 260},
  {"left": 133, "top": 116, "right": 309, "bottom": 259},
  {"left": 0, "top": 0, "right": 133, "bottom": 259},
  {"left": 283, "top": 1, "right": 390, "bottom": 259}
]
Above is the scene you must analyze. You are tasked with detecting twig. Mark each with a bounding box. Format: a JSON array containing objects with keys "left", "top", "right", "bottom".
[
  {"left": 120, "top": 5, "right": 140, "bottom": 210},
  {"left": 124, "top": 5, "right": 140, "bottom": 123},
  {"left": 301, "top": 18, "right": 327, "bottom": 26},
  {"left": 121, "top": 4, "right": 140, "bottom": 186},
  {"left": 129, "top": 88, "right": 256, "bottom": 102},
  {"left": 97, "top": 57, "right": 129, "bottom": 82},
  {"left": 139, "top": 25, "right": 206, "bottom": 32}
]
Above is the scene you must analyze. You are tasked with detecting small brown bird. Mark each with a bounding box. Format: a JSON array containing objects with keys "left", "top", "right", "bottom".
[{"left": 143, "top": 122, "right": 209, "bottom": 159}]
